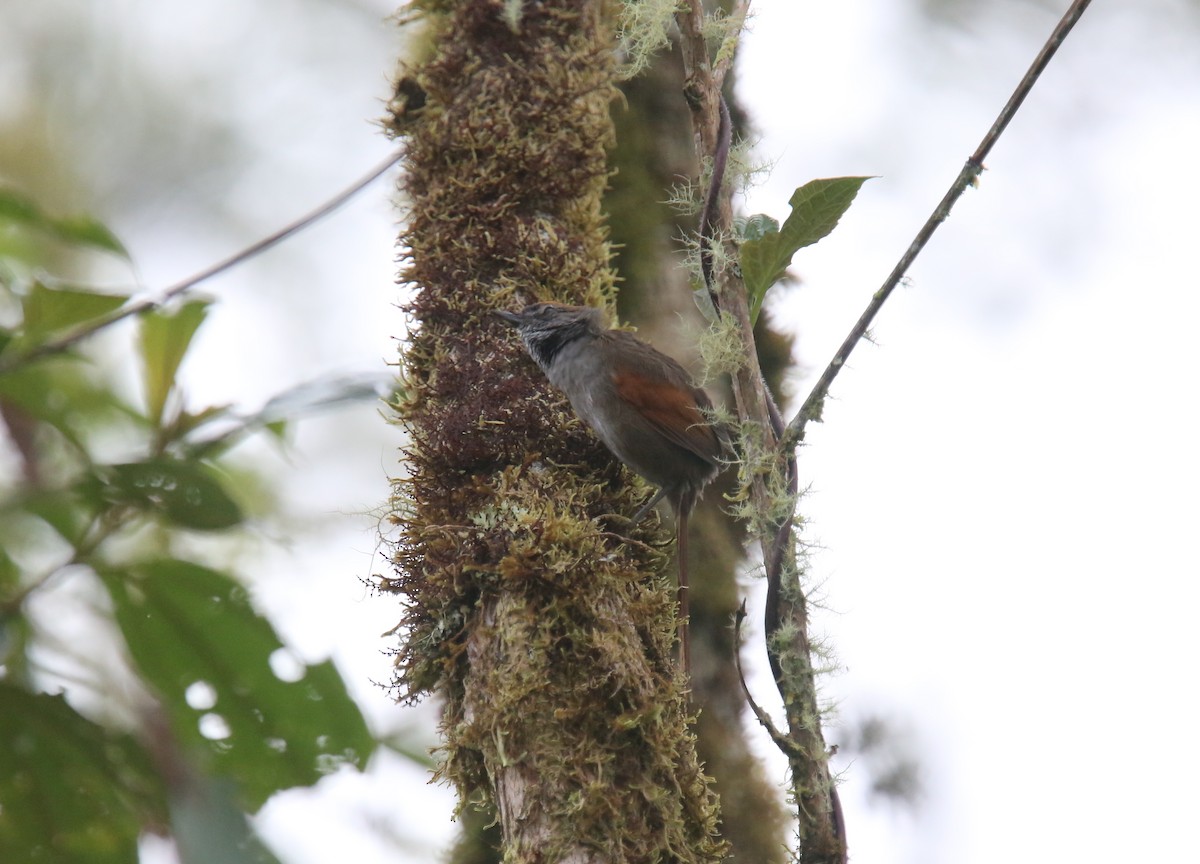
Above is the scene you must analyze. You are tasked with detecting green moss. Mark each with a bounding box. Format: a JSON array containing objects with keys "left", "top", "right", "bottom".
[{"left": 383, "top": 1, "right": 726, "bottom": 860}]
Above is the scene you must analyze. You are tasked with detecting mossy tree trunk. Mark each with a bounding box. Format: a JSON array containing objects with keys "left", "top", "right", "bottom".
[
  {"left": 384, "top": 1, "right": 725, "bottom": 860},
  {"left": 608, "top": 53, "right": 790, "bottom": 863}
]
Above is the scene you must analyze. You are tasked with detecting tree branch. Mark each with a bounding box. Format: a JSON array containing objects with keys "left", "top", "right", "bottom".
[
  {"left": 779, "top": 0, "right": 1096, "bottom": 453},
  {"left": 0, "top": 150, "right": 402, "bottom": 374},
  {"left": 733, "top": 601, "right": 801, "bottom": 760},
  {"left": 714, "top": 1, "right": 751, "bottom": 92},
  {"left": 676, "top": 5, "right": 845, "bottom": 863}
]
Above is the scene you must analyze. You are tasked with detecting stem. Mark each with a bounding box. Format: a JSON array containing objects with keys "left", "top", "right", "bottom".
[
  {"left": 0, "top": 150, "right": 402, "bottom": 374},
  {"left": 676, "top": 5, "right": 846, "bottom": 863},
  {"left": 0, "top": 512, "right": 116, "bottom": 616},
  {"left": 780, "top": 0, "right": 1096, "bottom": 453}
]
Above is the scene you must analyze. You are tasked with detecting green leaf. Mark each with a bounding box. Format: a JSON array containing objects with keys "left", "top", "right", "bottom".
[
  {"left": 101, "top": 561, "right": 375, "bottom": 810},
  {"left": 19, "top": 488, "right": 98, "bottom": 544},
  {"left": 0, "top": 686, "right": 166, "bottom": 864},
  {"left": 0, "top": 188, "right": 42, "bottom": 227},
  {"left": 0, "top": 187, "right": 129, "bottom": 257},
  {"left": 139, "top": 299, "right": 210, "bottom": 427},
  {"left": 19, "top": 282, "right": 129, "bottom": 344},
  {"left": 739, "top": 176, "right": 873, "bottom": 323},
  {"left": 48, "top": 215, "right": 129, "bottom": 258},
  {"left": 738, "top": 213, "right": 780, "bottom": 243},
  {"left": 0, "top": 355, "right": 134, "bottom": 456},
  {"left": 96, "top": 459, "right": 243, "bottom": 531}
]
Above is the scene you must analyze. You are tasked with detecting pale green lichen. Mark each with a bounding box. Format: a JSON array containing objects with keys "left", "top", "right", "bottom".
[{"left": 616, "top": 0, "right": 683, "bottom": 77}]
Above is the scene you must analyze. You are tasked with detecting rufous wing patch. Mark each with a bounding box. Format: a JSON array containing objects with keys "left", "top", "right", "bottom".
[{"left": 612, "top": 368, "right": 722, "bottom": 464}]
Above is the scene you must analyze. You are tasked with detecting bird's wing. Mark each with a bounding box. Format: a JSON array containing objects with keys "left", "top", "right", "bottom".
[{"left": 611, "top": 358, "right": 724, "bottom": 466}]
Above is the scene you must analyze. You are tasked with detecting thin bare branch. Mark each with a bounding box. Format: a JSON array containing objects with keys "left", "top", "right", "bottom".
[
  {"left": 733, "top": 601, "right": 802, "bottom": 759},
  {"left": 0, "top": 149, "right": 403, "bottom": 373},
  {"left": 779, "top": 0, "right": 1096, "bottom": 454},
  {"left": 0, "top": 511, "right": 114, "bottom": 615}
]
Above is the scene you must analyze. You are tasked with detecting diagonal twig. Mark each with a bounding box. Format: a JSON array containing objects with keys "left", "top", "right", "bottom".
[
  {"left": 778, "top": 0, "right": 1096, "bottom": 455},
  {"left": 733, "top": 600, "right": 803, "bottom": 759},
  {"left": 0, "top": 149, "right": 403, "bottom": 374}
]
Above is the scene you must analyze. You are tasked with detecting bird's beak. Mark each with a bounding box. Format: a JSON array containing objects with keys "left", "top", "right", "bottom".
[{"left": 494, "top": 309, "right": 523, "bottom": 327}]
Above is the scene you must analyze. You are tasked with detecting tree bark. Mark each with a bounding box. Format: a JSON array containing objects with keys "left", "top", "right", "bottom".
[{"left": 385, "top": 2, "right": 725, "bottom": 860}]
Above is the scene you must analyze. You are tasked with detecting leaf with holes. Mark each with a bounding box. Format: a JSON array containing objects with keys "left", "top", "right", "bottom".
[
  {"left": 100, "top": 560, "right": 374, "bottom": 810},
  {"left": 96, "top": 459, "right": 243, "bottom": 531},
  {"left": 0, "top": 686, "right": 165, "bottom": 864}
]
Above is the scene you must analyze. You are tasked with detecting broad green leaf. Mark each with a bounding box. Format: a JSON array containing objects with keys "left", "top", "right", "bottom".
[
  {"left": 101, "top": 560, "right": 375, "bottom": 810},
  {"left": 0, "top": 187, "right": 42, "bottom": 226},
  {"left": 739, "top": 176, "right": 872, "bottom": 323},
  {"left": 139, "top": 300, "right": 210, "bottom": 427},
  {"left": 48, "top": 215, "right": 129, "bottom": 258},
  {"left": 0, "top": 686, "right": 166, "bottom": 864},
  {"left": 0, "top": 188, "right": 129, "bottom": 258},
  {"left": 19, "top": 282, "right": 129, "bottom": 344},
  {"left": 0, "top": 187, "right": 129, "bottom": 257},
  {"left": 739, "top": 213, "right": 780, "bottom": 243},
  {"left": 96, "top": 459, "right": 243, "bottom": 531},
  {"left": 0, "top": 356, "right": 134, "bottom": 456}
]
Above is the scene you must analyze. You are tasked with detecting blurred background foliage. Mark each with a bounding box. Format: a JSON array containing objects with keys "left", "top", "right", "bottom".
[
  {"left": 0, "top": 175, "right": 387, "bottom": 862},
  {"left": 2, "top": 1, "right": 409, "bottom": 861}
]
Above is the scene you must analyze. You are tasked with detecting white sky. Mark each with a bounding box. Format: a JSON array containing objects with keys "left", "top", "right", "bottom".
[
  {"left": 8, "top": 0, "right": 1199, "bottom": 862},
  {"left": 738, "top": 2, "right": 1200, "bottom": 862}
]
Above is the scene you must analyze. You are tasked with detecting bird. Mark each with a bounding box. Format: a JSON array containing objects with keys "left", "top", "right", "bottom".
[{"left": 496, "top": 301, "right": 728, "bottom": 673}]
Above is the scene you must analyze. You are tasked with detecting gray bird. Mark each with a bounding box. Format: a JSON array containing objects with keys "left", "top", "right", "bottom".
[{"left": 497, "top": 302, "right": 729, "bottom": 672}]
